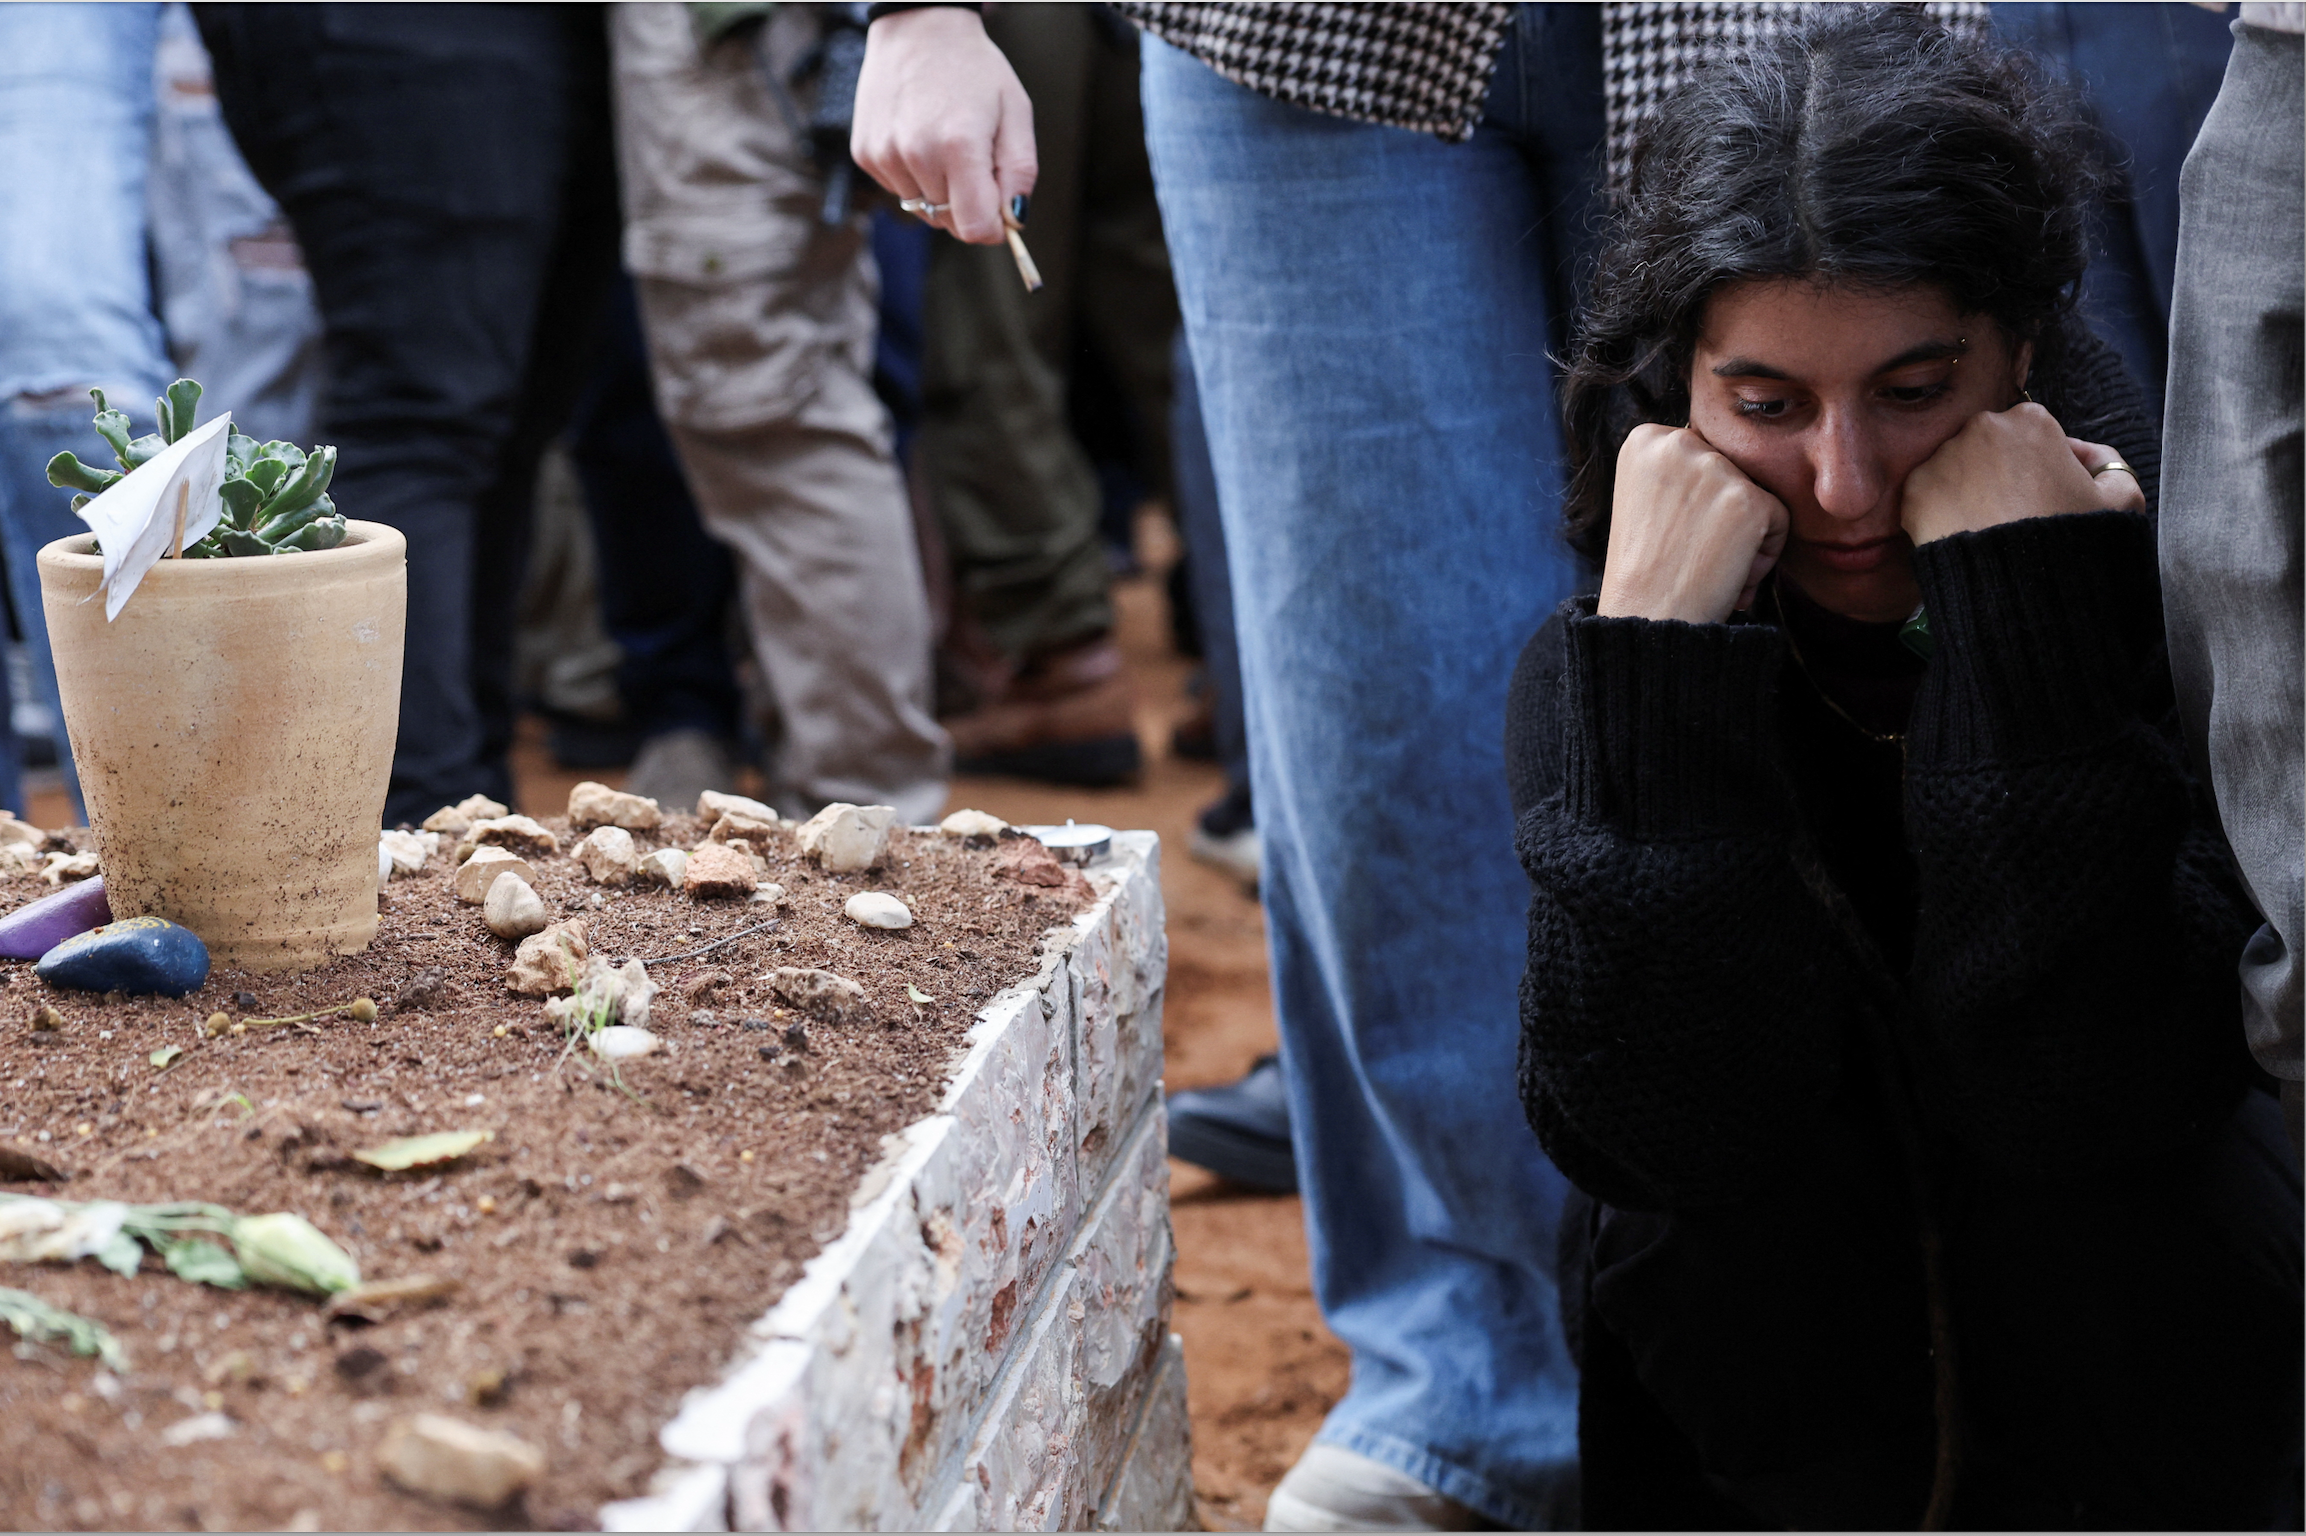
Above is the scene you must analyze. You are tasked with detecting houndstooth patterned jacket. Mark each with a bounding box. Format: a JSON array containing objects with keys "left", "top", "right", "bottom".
[{"left": 1116, "top": 1, "right": 1988, "bottom": 170}]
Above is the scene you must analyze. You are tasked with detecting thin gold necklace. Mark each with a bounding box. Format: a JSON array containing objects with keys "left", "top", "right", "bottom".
[{"left": 1770, "top": 577, "right": 1904, "bottom": 746}]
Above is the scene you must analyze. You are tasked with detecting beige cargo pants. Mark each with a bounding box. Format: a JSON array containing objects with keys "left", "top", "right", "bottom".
[{"left": 611, "top": 2, "right": 947, "bottom": 824}]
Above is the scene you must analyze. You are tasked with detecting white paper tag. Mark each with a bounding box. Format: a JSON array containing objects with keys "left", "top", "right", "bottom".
[{"left": 73, "top": 412, "right": 232, "bottom": 620}]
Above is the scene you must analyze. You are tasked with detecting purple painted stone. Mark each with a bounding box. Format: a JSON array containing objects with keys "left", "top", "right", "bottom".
[{"left": 0, "top": 877, "right": 113, "bottom": 961}]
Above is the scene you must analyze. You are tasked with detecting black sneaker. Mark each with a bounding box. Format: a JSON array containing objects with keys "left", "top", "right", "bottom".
[{"left": 1167, "top": 1053, "right": 1296, "bottom": 1192}]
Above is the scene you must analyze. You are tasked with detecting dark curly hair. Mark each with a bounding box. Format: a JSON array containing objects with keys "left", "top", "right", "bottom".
[{"left": 1560, "top": 7, "right": 2111, "bottom": 561}]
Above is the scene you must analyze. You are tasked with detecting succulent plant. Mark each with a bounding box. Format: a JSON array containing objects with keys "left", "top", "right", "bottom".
[{"left": 44, "top": 378, "right": 347, "bottom": 556}]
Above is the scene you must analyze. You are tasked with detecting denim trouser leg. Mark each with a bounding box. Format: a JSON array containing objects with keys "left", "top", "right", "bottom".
[
  {"left": 1143, "top": 40, "right": 1583, "bottom": 1527},
  {"left": 1169, "top": 333, "right": 1249, "bottom": 807},
  {"left": 0, "top": 1, "right": 172, "bottom": 819}
]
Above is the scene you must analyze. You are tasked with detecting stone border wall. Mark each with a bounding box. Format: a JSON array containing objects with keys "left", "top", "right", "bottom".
[{"left": 601, "top": 832, "right": 1188, "bottom": 1531}]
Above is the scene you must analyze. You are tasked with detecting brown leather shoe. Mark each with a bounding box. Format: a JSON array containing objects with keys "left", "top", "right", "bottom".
[{"left": 942, "top": 636, "right": 1142, "bottom": 786}]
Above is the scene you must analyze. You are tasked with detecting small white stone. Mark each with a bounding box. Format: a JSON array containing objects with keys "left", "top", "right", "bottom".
[
  {"left": 748, "top": 883, "right": 787, "bottom": 906},
  {"left": 568, "top": 780, "right": 663, "bottom": 832},
  {"left": 639, "top": 848, "right": 689, "bottom": 888},
  {"left": 454, "top": 814, "right": 559, "bottom": 864},
  {"left": 420, "top": 794, "right": 509, "bottom": 839},
  {"left": 938, "top": 808, "right": 1008, "bottom": 839},
  {"left": 159, "top": 1411, "right": 236, "bottom": 1446},
  {"left": 0, "top": 843, "right": 41, "bottom": 877},
  {"left": 793, "top": 802, "right": 895, "bottom": 873},
  {"left": 590, "top": 1025, "right": 662, "bottom": 1060},
  {"left": 378, "top": 1413, "right": 544, "bottom": 1509},
  {"left": 378, "top": 841, "right": 393, "bottom": 893},
  {"left": 380, "top": 828, "right": 440, "bottom": 876},
  {"left": 453, "top": 846, "right": 538, "bottom": 905},
  {"left": 483, "top": 875, "right": 548, "bottom": 940},
  {"left": 575, "top": 825, "right": 640, "bottom": 885},
  {"left": 0, "top": 813, "right": 42, "bottom": 848},
  {"left": 843, "top": 891, "right": 914, "bottom": 930},
  {"left": 39, "top": 850, "right": 98, "bottom": 887},
  {"left": 697, "top": 789, "right": 778, "bottom": 825}
]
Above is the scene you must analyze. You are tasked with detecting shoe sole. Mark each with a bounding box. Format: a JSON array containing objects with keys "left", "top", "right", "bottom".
[{"left": 1166, "top": 1114, "right": 1298, "bottom": 1193}]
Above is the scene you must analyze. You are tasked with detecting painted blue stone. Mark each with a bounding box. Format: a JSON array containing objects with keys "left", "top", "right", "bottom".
[{"left": 35, "top": 917, "right": 210, "bottom": 997}]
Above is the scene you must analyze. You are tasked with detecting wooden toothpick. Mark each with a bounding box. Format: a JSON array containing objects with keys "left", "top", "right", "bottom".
[{"left": 167, "top": 480, "right": 188, "bottom": 560}]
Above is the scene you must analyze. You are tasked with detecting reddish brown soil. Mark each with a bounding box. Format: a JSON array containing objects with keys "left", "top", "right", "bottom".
[
  {"left": 0, "top": 819, "right": 1083, "bottom": 1531},
  {"left": 16, "top": 512, "right": 1344, "bottom": 1531}
]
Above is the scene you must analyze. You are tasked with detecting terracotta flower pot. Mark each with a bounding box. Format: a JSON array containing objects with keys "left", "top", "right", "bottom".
[{"left": 38, "top": 520, "right": 406, "bottom": 972}]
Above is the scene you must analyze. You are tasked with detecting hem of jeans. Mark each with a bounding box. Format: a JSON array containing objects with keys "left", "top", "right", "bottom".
[{"left": 1315, "top": 1424, "right": 1577, "bottom": 1531}]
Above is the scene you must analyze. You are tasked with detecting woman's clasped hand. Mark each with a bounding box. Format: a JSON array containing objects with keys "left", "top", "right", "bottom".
[{"left": 1597, "top": 279, "right": 2147, "bottom": 626}]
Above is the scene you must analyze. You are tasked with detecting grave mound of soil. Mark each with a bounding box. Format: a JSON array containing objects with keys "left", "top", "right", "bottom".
[{"left": 0, "top": 813, "right": 1087, "bottom": 1530}]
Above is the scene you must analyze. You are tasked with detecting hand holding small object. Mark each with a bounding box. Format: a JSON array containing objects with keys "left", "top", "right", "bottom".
[
  {"left": 1598, "top": 424, "right": 1790, "bottom": 623},
  {"left": 852, "top": 7, "right": 1036, "bottom": 246}
]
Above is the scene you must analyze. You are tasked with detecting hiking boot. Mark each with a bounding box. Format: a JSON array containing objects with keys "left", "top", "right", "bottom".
[
  {"left": 943, "top": 636, "right": 1141, "bottom": 786},
  {"left": 1167, "top": 1053, "right": 1295, "bottom": 1192}
]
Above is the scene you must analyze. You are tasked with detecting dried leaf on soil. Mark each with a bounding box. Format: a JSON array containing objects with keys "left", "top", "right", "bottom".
[
  {"left": 0, "top": 1146, "right": 66, "bottom": 1182},
  {"left": 353, "top": 1130, "right": 494, "bottom": 1172},
  {"left": 149, "top": 1044, "right": 182, "bottom": 1070}
]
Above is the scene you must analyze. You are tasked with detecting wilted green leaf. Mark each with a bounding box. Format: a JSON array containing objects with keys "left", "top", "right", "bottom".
[
  {"left": 162, "top": 1237, "right": 246, "bottom": 1290},
  {"left": 93, "top": 1231, "right": 142, "bottom": 1278},
  {"left": 352, "top": 1130, "right": 493, "bottom": 1173},
  {"left": 905, "top": 983, "right": 935, "bottom": 1005},
  {"left": 231, "top": 1213, "right": 359, "bottom": 1295},
  {"left": 149, "top": 1046, "right": 182, "bottom": 1071},
  {"left": 0, "top": 1286, "right": 125, "bottom": 1371}
]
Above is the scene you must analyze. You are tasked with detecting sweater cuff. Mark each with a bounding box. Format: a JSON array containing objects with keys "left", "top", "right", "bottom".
[
  {"left": 1562, "top": 608, "right": 1791, "bottom": 838},
  {"left": 1908, "top": 511, "right": 2158, "bottom": 763}
]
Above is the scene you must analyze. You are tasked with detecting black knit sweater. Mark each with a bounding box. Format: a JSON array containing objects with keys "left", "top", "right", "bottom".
[{"left": 1508, "top": 344, "right": 2255, "bottom": 1211}]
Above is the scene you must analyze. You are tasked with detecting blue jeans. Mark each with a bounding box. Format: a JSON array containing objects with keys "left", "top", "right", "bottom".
[
  {"left": 1990, "top": 3, "right": 2234, "bottom": 396},
  {"left": 0, "top": 1, "right": 173, "bottom": 819},
  {"left": 1142, "top": 10, "right": 1600, "bottom": 1525}
]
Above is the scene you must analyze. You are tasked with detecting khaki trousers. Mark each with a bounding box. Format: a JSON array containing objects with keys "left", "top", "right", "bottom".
[{"left": 610, "top": 2, "right": 947, "bottom": 823}]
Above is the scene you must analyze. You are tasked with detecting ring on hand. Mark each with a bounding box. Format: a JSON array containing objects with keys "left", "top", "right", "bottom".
[
  {"left": 2099, "top": 458, "right": 2138, "bottom": 481},
  {"left": 898, "top": 198, "right": 950, "bottom": 221}
]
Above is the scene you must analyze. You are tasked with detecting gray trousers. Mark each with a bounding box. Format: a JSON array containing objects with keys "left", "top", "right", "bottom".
[
  {"left": 610, "top": 2, "right": 948, "bottom": 824},
  {"left": 2160, "top": 18, "right": 2304, "bottom": 1150}
]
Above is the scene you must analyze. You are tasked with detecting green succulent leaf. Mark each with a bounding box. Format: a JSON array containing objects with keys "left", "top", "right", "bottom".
[
  {"left": 215, "top": 529, "right": 273, "bottom": 557},
  {"left": 243, "top": 458, "right": 288, "bottom": 498},
  {"left": 45, "top": 452, "right": 121, "bottom": 496},
  {"left": 275, "top": 514, "right": 346, "bottom": 552},
  {"left": 218, "top": 478, "right": 265, "bottom": 531},
  {"left": 155, "top": 380, "right": 203, "bottom": 445},
  {"left": 256, "top": 444, "right": 334, "bottom": 527}
]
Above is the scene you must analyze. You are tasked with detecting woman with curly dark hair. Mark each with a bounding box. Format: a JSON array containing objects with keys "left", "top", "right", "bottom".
[{"left": 1506, "top": 10, "right": 2302, "bottom": 1530}]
